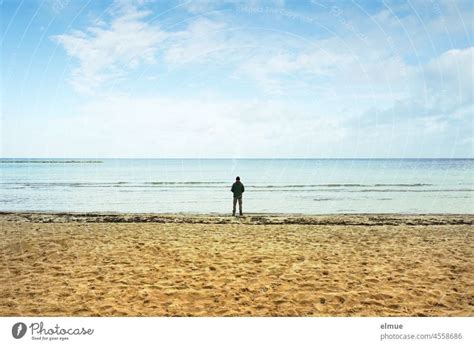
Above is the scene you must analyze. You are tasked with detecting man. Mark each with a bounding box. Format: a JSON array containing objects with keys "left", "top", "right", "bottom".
[{"left": 231, "top": 176, "right": 245, "bottom": 216}]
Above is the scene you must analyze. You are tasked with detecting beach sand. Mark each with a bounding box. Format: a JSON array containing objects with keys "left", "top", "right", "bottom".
[{"left": 1, "top": 212, "right": 472, "bottom": 316}]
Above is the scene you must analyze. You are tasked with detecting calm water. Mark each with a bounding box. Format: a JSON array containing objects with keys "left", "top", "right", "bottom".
[{"left": 1, "top": 159, "right": 473, "bottom": 214}]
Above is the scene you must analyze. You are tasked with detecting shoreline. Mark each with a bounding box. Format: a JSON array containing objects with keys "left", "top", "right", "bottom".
[{"left": 1, "top": 211, "right": 473, "bottom": 225}]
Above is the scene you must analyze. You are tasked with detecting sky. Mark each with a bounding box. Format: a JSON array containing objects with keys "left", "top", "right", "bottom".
[{"left": 1, "top": 0, "right": 473, "bottom": 158}]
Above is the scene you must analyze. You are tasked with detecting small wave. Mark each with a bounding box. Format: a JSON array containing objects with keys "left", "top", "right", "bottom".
[
  {"left": 21, "top": 182, "right": 111, "bottom": 187},
  {"left": 250, "top": 183, "right": 434, "bottom": 188},
  {"left": 374, "top": 183, "right": 433, "bottom": 187},
  {"left": 1, "top": 182, "right": 116, "bottom": 189},
  {"left": 146, "top": 181, "right": 227, "bottom": 185},
  {"left": 358, "top": 189, "right": 473, "bottom": 192},
  {"left": 252, "top": 184, "right": 366, "bottom": 188},
  {"left": 0, "top": 160, "right": 102, "bottom": 164},
  {"left": 1, "top": 181, "right": 227, "bottom": 187}
]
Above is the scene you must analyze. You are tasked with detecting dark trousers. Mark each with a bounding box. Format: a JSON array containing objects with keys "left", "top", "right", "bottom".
[{"left": 233, "top": 196, "right": 243, "bottom": 215}]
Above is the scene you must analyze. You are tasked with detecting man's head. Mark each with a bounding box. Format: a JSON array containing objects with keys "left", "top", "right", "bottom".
[{"left": 236, "top": 176, "right": 240, "bottom": 181}]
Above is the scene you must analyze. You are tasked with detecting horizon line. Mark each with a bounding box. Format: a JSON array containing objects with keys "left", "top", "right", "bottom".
[{"left": 1, "top": 157, "right": 473, "bottom": 160}]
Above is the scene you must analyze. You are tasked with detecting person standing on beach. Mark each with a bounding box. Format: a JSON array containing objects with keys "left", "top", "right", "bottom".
[{"left": 231, "top": 176, "right": 245, "bottom": 216}]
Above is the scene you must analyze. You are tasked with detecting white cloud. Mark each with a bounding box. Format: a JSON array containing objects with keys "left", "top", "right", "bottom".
[
  {"left": 6, "top": 89, "right": 467, "bottom": 158},
  {"left": 234, "top": 47, "right": 353, "bottom": 94},
  {"left": 163, "top": 19, "right": 228, "bottom": 65},
  {"left": 424, "top": 47, "right": 473, "bottom": 104},
  {"left": 52, "top": 6, "right": 167, "bottom": 93},
  {"left": 52, "top": 1, "right": 418, "bottom": 101},
  {"left": 4, "top": 93, "right": 346, "bottom": 158},
  {"left": 354, "top": 47, "right": 473, "bottom": 127},
  {"left": 182, "top": 0, "right": 286, "bottom": 14}
]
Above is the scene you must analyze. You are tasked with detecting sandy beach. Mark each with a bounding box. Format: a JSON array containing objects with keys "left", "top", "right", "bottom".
[{"left": 1, "top": 212, "right": 472, "bottom": 316}]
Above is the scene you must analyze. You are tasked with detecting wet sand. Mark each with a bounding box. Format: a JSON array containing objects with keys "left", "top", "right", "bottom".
[{"left": 1, "top": 212, "right": 472, "bottom": 316}]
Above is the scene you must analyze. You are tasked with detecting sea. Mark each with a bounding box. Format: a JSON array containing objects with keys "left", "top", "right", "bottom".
[{"left": 1, "top": 158, "right": 473, "bottom": 214}]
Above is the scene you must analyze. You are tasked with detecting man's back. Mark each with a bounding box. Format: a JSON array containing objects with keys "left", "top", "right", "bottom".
[{"left": 231, "top": 181, "right": 245, "bottom": 198}]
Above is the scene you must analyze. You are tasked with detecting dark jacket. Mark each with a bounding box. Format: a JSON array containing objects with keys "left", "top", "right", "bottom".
[{"left": 231, "top": 181, "right": 245, "bottom": 198}]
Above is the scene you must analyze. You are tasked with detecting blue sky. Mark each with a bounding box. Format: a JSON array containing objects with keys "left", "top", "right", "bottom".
[{"left": 1, "top": 0, "right": 473, "bottom": 158}]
